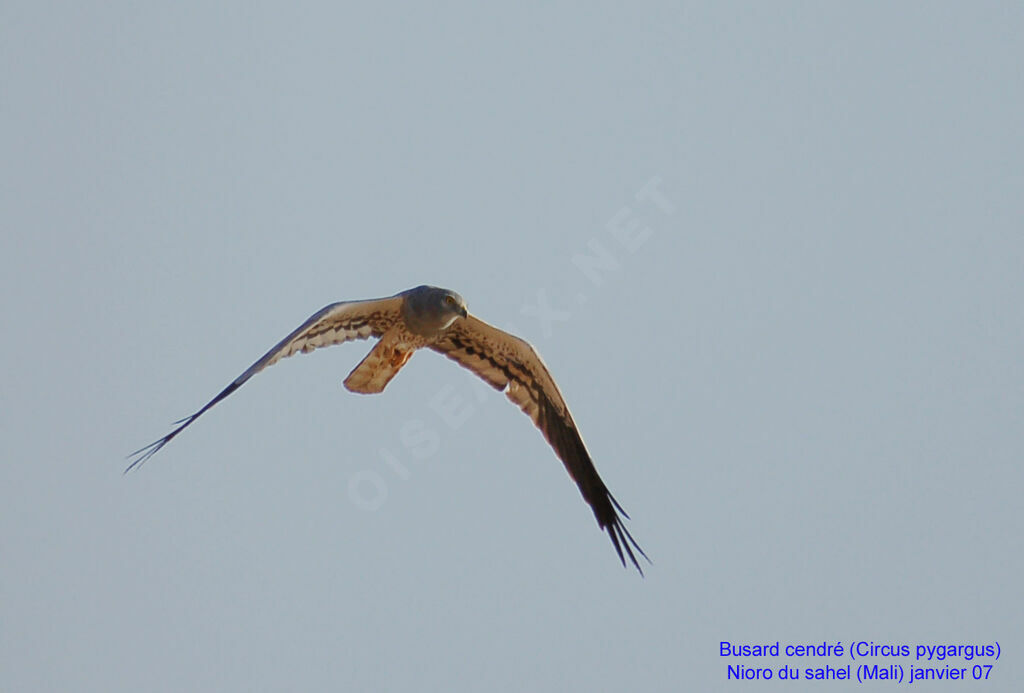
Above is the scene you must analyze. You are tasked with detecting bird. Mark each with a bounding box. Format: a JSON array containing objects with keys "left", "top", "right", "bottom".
[{"left": 127, "top": 285, "right": 648, "bottom": 572}]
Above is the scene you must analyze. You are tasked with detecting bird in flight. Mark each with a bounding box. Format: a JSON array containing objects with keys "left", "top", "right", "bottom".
[{"left": 128, "top": 285, "right": 647, "bottom": 572}]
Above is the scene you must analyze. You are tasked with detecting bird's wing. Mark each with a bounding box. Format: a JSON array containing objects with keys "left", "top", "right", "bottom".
[
  {"left": 429, "top": 315, "right": 648, "bottom": 573},
  {"left": 126, "top": 296, "right": 404, "bottom": 472}
]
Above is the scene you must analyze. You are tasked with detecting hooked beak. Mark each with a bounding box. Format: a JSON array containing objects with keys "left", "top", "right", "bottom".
[{"left": 459, "top": 306, "right": 468, "bottom": 318}]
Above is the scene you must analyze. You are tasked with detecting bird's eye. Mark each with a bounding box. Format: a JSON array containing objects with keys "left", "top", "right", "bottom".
[{"left": 445, "top": 296, "right": 455, "bottom": 305}]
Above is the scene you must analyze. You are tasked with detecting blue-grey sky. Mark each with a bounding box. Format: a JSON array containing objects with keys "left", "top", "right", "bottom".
[{"left": 2, "top": 3, "right": 1021, "bottom": 691}]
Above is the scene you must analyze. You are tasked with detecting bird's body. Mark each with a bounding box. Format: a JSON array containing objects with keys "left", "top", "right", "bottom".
[{"left": 128, "top": 285, "right": 647, "bottom": 572}]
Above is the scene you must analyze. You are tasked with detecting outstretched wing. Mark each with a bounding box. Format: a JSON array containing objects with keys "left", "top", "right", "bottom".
[
  {"left": 429, "top": 315, "right": 648, "bottom": 573},
  {"left": 126, "top": 296, "right": 404, "bottom": 472}
]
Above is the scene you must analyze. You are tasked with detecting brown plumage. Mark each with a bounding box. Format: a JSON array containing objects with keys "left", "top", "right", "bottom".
[{"left": 127, "top": 285, "right": 648, "bottom": 573}]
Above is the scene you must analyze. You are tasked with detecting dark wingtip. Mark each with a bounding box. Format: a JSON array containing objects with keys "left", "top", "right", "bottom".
[
  {"left": 124, "top": 437, "right": 168, "bottom": 474},
  {"left": 602, "top": 517, "right": 649, "bottom": 577},
  {"left": 602, "top": 490, "right": 649, "bottom": 575},
  {"left": 124, "top": 413, "right": 199, "bottom": 473}
]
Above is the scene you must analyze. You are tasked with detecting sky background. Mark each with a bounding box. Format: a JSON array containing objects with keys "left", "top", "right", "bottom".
[{"left": 2, "top": 2, "right": 1022, "bottom": 691}]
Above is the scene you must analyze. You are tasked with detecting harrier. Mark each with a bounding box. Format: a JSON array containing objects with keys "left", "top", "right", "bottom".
[{"left": 128, "top": 285, "right": 647, "bottom": 572}]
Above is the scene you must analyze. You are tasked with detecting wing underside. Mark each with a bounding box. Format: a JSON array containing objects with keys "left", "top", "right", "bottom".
[
  {"left": 429, "top": 315, "right": 648, "bottom": 572},
  {"left": 126, "top": 296, "right": 403, "bottom": 471}
]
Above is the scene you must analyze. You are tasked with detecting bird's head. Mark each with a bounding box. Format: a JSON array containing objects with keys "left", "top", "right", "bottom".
[{"left": 402, "top": 285, "right": 468, "bottom": 335}]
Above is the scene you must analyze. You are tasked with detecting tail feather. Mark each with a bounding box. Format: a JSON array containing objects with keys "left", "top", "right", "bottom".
[{"left": 344, "top": 338, "right": 415, "bottom": 394}]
